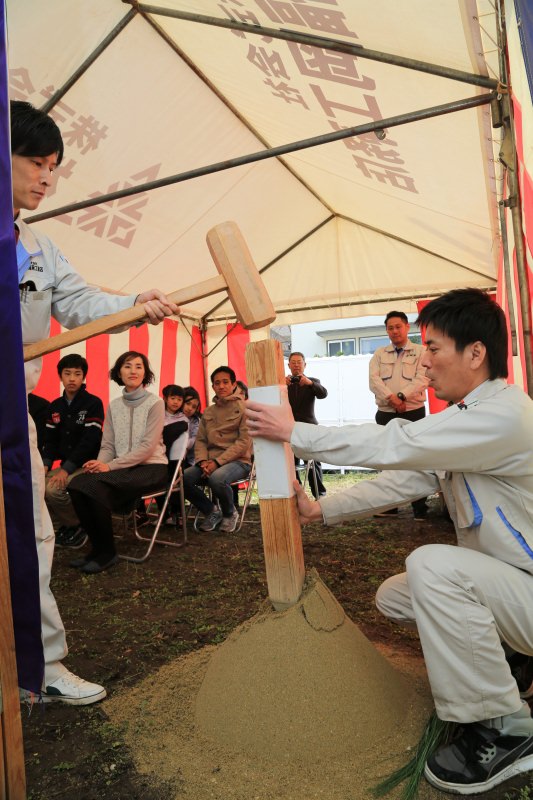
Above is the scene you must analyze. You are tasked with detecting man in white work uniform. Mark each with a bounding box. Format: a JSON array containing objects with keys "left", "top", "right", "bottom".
[
  {"left": 245, "top": 288, "right": 533, "bottom": 795},
  {"left": 12, "top": 99, "right": 178, "bottom": 704}
]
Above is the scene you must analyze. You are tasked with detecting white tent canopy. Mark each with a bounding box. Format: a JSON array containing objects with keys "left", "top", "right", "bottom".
[{"left": 6, "top": 0, "right": 504, "bottom": 329}]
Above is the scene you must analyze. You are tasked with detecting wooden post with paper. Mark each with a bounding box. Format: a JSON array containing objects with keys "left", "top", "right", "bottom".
[
  {"left": 0, "top": 448, "right": 26, "bottom": 800},
  {"left": 245, "top": 339, "right": 305, "bottom": 610}
]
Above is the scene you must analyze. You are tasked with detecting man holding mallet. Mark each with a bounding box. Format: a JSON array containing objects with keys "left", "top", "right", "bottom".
[
  {"left": 12, "top": 100, "right": 178, "bottom": 704},
  {"left": 246, "top": 288, "right": 533, "bottom": 795}
]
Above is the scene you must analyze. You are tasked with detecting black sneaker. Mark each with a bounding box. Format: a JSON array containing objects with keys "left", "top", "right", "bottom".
[
  {"left": 425, "top": 722, "right": 533, "bottom": 794},
  {"left": 508, "top": 652, "right": 533, "bottom": 699},
  {"left": 62, "top": 526, "right": 88, "bottom": 549},
  {"left": 54, "top": 526, "right": 69, "bottom": 546}
]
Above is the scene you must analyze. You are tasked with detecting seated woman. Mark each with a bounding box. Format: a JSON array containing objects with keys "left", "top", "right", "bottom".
[{"left": 68, "top": 351, "right": 168, "bottom": 574}]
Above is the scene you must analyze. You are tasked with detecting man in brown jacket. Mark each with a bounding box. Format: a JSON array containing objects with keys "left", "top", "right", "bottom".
[{"left": 183, "top": 366, "right": 252, "bottom": 533}]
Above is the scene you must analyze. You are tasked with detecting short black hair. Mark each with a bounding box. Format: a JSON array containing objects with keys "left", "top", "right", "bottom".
[
  {"left": 210, "top": 366, "right": 236, "bottom": 384},
  {"left": 416, "top": 289, "right": 508, "bottom": 380},
  {"left": 57, "top": 353, "right": 88, "bottom": 378},
  {"left": 385, "top": 311, "right": 408, "bottom": 325},
  {"left": 162, "top": 384, "right": 184, "bottom": 399},
  {"left": 109, "top": 351, "right": 155, "bottom": 386},
  {"left": 289, "top": 351, "right": 305, "bottom": 361},
  {"left": 10, "top": 101, "right": 64, "bottom": 165}
]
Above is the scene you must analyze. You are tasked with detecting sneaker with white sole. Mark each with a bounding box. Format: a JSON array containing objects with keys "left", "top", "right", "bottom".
[
  {"left": 219, "top": 509, "right": 239, "bottom": 533},
  {"left": 62, "top": 525, "right": 88, "bottom": 549},
  {"left": 41, "top": 669, "right": 106, "bottom": 706},
  {"left": 199, "top": 509, "right": 223, "bottom": 532},
  {"left": 425, "top": 721, "right": 533, "bottom": 794}
]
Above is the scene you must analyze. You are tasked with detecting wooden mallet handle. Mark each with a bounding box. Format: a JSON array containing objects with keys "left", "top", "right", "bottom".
[
  {"left": 23, "top": 221, "right": 275, "bottom": 362},
  {"left": 23, "top": 275, "right": 225, "bottom": 362}
]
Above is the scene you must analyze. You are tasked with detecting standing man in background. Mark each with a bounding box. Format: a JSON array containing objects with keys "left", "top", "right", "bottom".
[
  {"left": 369, "top": 311, "right": 429, "bottom": 520},
  {"left": 287, "top": 351, "right": 328, "bottom": 499}
]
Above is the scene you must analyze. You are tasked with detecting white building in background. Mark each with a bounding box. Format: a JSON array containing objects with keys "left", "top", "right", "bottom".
[{"left": 288, "top": 313, "right": 421, "bottom": 359}]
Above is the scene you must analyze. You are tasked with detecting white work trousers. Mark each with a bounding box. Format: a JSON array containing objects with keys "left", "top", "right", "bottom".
[
  {"left": 376, "top": 543, "right": 533, "bottom": 722},
  {"left": 28, "top": 415, "right": 68, "bottom": 682}
]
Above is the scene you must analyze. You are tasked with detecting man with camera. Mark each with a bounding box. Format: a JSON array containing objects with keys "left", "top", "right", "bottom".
[{"left": 286, "top": 351, "right": 328, "bottom": 499}]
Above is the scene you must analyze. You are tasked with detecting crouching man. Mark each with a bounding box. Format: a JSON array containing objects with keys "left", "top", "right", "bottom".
[
  {"left": 183, "top": 367, "right": 251, "bottom": 533},
  {"left": 245, "top": 288, "right": 533, "bottom": 795}
]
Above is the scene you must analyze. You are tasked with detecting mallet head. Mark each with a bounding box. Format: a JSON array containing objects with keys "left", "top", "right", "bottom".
[{"left": 206, "top": 221, "right": 276, "bottom": 330}]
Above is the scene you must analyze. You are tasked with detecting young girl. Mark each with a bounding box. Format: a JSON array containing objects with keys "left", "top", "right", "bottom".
[
  {"left": 161, "top": 384, "right": 188, "bottom": 454},
  {"left": 181, "top": 386, "right": 202, "bottom": 468},
  {"left": 68, "top": 351, "right": 168, "bottom": 574},
  {"left": 162, "top": 384, "right": 185, "bottom": 422},
  {"left": 158, "top": 385, "right": 188, "bottom": 524}
]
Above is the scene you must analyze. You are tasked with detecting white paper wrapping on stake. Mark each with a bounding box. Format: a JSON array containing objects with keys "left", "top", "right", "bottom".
[{"left": 249, "top": 385, "right": 295, "bottom": 500}]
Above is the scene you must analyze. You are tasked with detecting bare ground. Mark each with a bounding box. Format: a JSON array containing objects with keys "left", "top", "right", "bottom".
[{"left": 21, "top": 475, "right": 533, "bottom": 800}]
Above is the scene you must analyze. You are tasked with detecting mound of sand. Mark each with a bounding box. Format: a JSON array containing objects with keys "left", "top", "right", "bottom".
[{"left": 107, "top": 571, "right": 436, "bottom": 799}]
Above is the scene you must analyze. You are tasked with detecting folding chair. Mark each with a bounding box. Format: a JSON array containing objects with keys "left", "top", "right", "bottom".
[
  {"left": 120, "top": 431, "right": 188, "bottom": 563},
  {"left": 296, "top": 459, "right": 318, "bottom": 494},
  {"left": 230, "top": 461, "right": 257, "bottom": 532}
]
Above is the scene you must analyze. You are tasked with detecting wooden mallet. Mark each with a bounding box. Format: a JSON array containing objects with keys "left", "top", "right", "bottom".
[{"left": 23, "top": 221, "right": 276, "bottom": 362}]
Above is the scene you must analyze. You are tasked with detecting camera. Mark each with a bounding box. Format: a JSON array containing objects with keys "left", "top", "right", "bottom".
[{"left": 290, "top": 375, "right": 301, "bottom": 383}]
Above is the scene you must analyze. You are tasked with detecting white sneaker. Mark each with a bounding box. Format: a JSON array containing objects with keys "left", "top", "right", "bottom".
[
  {"left": 41, "top": 669, "right": 106, "bottom": 705},
  {"left": 219, "top": 509, "right": 240, "bottom": 533}
]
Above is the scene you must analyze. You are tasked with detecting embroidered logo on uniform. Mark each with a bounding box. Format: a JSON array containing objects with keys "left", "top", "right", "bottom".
[
  {"left": 28, "top": 260, "right": 43, "bottom": 272},
  {"left": 52, "top": 413, "right": 61, "bottom": 424},
  {"left": 77, "top": 411, "right": 87, "bottom": 424}
]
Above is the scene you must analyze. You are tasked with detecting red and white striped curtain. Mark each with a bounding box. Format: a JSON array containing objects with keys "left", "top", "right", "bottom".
[{"left": 34, "top": 318, "right": 254, "bottom": 411}]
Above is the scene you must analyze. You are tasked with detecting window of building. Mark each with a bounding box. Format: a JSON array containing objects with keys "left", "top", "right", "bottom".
[
  {"left": 327, "top": 338, "right": 355, "bottom": 357},
  {"left": 359, "top": 335, "right": 390, "bottom": 354},
  {"left": 360, "top": 333, "right": 422, "bottom": 355}
]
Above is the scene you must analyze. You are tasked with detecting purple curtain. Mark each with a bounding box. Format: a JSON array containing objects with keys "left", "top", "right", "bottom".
[
  {"left": 0, "top": 2, "right": 44, "bottom": 692},
  {"left": 514, "top": 0, "right": 533, "bottom": 103}
]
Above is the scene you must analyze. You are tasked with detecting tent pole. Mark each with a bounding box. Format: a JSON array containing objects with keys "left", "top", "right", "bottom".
[
  {"left": 507, "top": 168, "right": 533, "bottom": 395},
  {"left": 129, "top": 3, "right": 497, "bottom": 90},
  {"left": 40, "top": 9, "right": 137, "bottom": 114},
  {"left": 26, "top": 92, "right": 494, "bottom": 225},
  {"left": 205, "top": 287, "right": 497, "bottom": 325},
  {"left": 199, "top": 320, "right": 210, "bottom": 406},
  {"left": 498, "top": 194, "right": 518, "bottom": 357},
  {"left": 495, "top": 0, "right": 533, "bottom": 396}
]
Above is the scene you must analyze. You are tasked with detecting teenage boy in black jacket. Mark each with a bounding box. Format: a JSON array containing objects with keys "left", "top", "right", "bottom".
[{"left": 43, "top": 354, "right": 104, "bottom": 547}]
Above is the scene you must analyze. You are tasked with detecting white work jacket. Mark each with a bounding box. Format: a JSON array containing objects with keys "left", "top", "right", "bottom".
[{"left": 292, "top": 379, "right": 533, "bottom": 575}]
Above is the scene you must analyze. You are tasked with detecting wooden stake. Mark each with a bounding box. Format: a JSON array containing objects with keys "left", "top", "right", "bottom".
[
  {"left": 0, "top": 449, "right": 27, "bottom": 799},
  {"left": 245, "top": 340, "right": 305, "bottom": 610}
]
